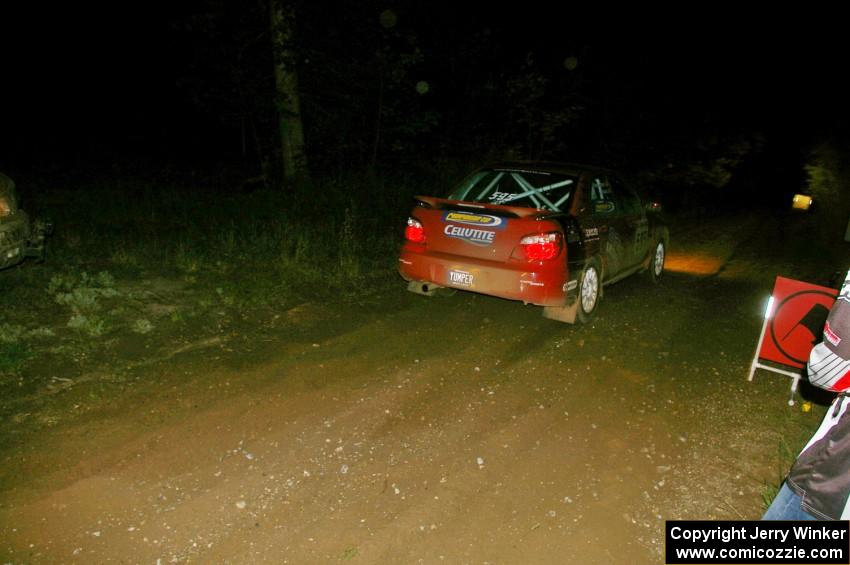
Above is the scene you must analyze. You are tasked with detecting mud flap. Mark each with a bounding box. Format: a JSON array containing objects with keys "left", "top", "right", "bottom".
[{"left": 542, "top": 302, "right": 578, "bottom": 324}]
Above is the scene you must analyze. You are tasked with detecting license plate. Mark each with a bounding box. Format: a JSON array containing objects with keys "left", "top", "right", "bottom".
[{"left": 448, "top": 269, "right": 474, "bottom": 287}]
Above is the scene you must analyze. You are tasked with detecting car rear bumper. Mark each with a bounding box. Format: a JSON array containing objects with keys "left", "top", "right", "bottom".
[{"left": 398, "top": 247, "right": 569, "bottom": 307}]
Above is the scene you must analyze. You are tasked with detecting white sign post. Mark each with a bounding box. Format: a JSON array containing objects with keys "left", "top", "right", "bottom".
[{"left": 748, "top": 295, "right": 803, "bottom": 406}]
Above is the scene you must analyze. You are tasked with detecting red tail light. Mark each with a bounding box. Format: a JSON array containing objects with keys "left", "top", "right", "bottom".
[
  {"left": 519, "top": 232, "right": 562, "bottom": 261},
  {"left": 405, "top": 217, "right": 426, "bottom": 243}
]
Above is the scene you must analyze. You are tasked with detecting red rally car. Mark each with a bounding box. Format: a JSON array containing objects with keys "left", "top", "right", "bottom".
[{"left": 398, "top": 162, "right": 668, "bottom": 324}]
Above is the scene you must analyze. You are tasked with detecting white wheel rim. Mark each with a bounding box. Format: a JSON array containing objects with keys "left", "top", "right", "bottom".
[
  {"left": 581, "top": 267, "right": 599, "bottom": 313},
  {"left": 653, "top": 243, "right": 665, "bottom": 276}
]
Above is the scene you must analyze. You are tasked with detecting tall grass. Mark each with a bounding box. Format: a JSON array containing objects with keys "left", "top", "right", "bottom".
[
  {"left": 27, "top": 167, "right": 454, "bottom": 302},
  {"left": 805, "top": 141, "right": 850, "bottom": 242}
]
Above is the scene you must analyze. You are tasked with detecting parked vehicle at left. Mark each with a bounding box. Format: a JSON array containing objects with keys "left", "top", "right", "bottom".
[{"left": 0, "top": 172, "right": 50, "bottom": 270}]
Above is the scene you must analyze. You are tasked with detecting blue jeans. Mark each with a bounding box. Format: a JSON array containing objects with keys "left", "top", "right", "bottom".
[{"left": 762, "top": 483, "right": 818, "bottom": 520}]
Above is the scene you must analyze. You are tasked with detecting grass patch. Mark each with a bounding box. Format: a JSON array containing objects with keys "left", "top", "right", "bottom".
[
  {"left": 0, "top": 341, "right": 31, "bottom": 373},
  {"left": 31, "top": 171, "right": 420, "bottom": 292},
  {"left": 49, "top": 270, "right": 121, "bottom": 337},
  {"left": 760, "top": 400, "right": 829, "bottom": 512},
  {"left": 1, "top": 170, "right": 428, "bottom": 405},
  {"left": 761, "top": 436, "right": 796, "bottom": 511},
  {"left": 0, "top": 323, "right": 54, "bottom": 374}
]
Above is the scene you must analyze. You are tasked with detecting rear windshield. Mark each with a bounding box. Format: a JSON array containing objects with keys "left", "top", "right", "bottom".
[{"left": 448, "top": 169, "right": 576, "bottom": 212}]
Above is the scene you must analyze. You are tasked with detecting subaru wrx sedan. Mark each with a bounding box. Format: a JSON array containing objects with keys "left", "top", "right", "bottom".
[{"left": 398, "top": 162, "right": 668, "bottom": 324}]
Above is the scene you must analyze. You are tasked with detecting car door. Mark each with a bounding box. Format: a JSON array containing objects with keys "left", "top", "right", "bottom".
[
  {"left": 587, "top": 175, "right": 632, "bottom": 279},
  {"left": 610, "top": 176, "right": 650, "bottom": 268}
]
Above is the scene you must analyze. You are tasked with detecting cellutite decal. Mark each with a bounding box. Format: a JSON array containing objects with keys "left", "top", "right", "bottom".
[{"left": 443, "top": 225, "right": 497, "bottom": 245}]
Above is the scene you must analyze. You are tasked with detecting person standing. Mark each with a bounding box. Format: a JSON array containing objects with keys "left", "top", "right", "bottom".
[{"left": 763, "top": 270, "right": 850, "bottom": 520}]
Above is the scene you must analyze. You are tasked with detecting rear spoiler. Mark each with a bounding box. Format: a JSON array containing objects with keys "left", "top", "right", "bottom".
[{"left": 414, "top": 195, "right": 562, "bottom": 220}]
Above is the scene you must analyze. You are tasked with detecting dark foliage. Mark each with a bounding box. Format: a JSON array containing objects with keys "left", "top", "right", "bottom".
[{"left": 3, "top": 4, "right": 849, "bottom": 210}]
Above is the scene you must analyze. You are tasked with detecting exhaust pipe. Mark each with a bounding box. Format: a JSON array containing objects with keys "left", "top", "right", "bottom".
[{"left": 407, "top": 281, "right": 442, "bottom": 297}]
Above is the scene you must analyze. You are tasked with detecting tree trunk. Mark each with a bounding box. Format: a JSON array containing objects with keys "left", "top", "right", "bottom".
[{"left": 270, "top": 0, "right": 308, "bottom": 184}]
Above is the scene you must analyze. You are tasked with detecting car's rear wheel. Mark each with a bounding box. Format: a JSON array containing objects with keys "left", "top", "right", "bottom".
[
  {"left": 576, "top": 260, "right": 601, "bottom": 324},
  {"left": 648, "top": 240, "right": 665, "bottom": 283}
]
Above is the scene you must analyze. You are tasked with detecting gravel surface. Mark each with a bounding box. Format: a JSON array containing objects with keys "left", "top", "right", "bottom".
[{"left": 0, "top": 211, "right": 835, "bottom": 563}]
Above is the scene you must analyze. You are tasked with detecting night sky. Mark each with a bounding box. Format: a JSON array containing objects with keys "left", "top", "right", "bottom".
[
  {"left": 4, "top": 4, "right": 200, "bottom": 160},
  {"left": 2, "top": 4, "right": 847, "bottom": 174}
]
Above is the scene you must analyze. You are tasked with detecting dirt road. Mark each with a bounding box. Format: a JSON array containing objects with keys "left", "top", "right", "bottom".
[{"left": 0, "top": 212, "right": 836, "bottom": 563}]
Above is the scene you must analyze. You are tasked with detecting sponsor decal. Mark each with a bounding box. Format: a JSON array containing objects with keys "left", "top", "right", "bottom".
[
  {"left": 594, "top": 201, "right": 615, "bottom": 214},
  {"left": 825, "top": 320, "right": 842, "bottom": 347},
  {"left": 443, "top": 224, "right": 496, "bottom": 245},
  {"left": 442, "top": 211, "right": 505, "bottom": 229},
  {"left": 488, "top": 191, "right": 517, "bottom": 204}
]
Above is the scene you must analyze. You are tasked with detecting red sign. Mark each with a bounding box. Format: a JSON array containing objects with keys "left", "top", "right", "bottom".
[{"left": 758, "top": 276, "right": 837, "bottom": 368}]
